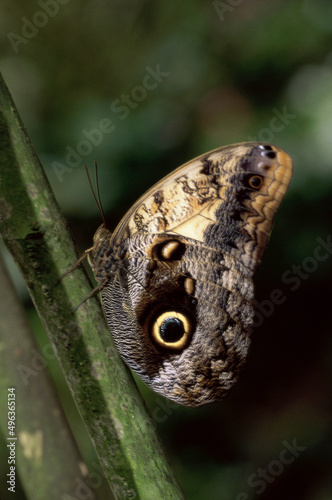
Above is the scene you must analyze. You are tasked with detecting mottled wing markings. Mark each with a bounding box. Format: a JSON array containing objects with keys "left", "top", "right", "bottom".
[
  {"left": 126, "top": 146, "right": 292, "bottom": 247},
  {"left": 243, "top": 149, "right": 292, "bottom": 238},
  {"left": 127, "top": 156, "right": 229, "bottom": 242},
  {"left": 89, "top": 142, "right": 293, "bottom": 407}
]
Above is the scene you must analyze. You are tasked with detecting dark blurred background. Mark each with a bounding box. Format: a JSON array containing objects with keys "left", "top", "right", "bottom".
[{"left": 1, "top": 1, "right": 332, "bottom": 499}]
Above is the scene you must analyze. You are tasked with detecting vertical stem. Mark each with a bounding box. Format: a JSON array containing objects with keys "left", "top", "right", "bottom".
[{"left": 0, "top": 73, "right": 185, "bottom": 499}]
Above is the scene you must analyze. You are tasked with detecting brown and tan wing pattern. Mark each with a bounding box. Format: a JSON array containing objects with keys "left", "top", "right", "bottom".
[{"left": 90, "top": 142, "right": 293, "bottom": 407}]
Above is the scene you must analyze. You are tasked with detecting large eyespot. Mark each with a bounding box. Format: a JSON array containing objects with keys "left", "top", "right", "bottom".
[
  {"left": 248, "top": 175, "right": 264, "bottom": 190},
  {"left": 150, "top": 310, "right": 194, "bottom": 350}
]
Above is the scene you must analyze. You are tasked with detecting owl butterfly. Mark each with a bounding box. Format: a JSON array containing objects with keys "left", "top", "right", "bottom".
[{"left": 84, "top": 142, "right": 292, "bottom": 408}]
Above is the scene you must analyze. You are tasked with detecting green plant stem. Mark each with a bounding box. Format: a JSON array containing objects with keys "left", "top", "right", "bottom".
[
  {"left": 0, "top": 250, "right": 99, "bottom": 500},
  {"left": 0, "top": 73, "right": 185, "bottom": 500}
]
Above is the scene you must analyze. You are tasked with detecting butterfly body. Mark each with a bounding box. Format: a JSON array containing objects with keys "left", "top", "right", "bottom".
[{"left": 89, "top": 143, "right": 293, "bottom": 407}]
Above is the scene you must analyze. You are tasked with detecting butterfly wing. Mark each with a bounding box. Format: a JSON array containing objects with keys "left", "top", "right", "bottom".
[{"left": 96, "top": 142, "right": 293, "bottom": 407}]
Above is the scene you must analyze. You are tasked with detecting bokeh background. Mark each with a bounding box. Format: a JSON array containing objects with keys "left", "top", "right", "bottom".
[{"left": 1, "top": 1, "right": 332, "bottom": 499}]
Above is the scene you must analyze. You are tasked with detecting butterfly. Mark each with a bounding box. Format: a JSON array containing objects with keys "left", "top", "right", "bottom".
[{"left": 81, "top": 142, "right": 292, "bottom": 407}]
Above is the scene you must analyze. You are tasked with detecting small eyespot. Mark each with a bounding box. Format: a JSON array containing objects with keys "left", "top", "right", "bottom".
[
  {"left": 178, "top": 275, "right": 196, "bottom": 295},
  {"left": 248, "top": 175, "right": 264, "bottom": 190},
  {"left": 262, "top": 151, "right": 276, "bottom": 159},
  {"left": 183, "top": 277, "right": 195, "bottom": 296},
  {"left": 160, "top": 240, "right": 183, "bottom": 260},
  {"left": 150, "top": 310, "right": 194, "bottom": 350},
  {"left": 152, "top": 239, "right": 186, "bottom": 261}
]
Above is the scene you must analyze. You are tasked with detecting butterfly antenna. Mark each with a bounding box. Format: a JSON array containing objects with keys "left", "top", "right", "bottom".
[
  {"left": 94, "top": 161, "right": 106, "bottom": 226},
  {"left": 84, "top": 162, "right": 107, "bottom": 226}
]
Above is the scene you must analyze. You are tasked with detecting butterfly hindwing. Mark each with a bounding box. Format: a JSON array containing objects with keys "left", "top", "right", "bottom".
[{"left": 89, "top": 142, "right": 293, "bottom": 407}]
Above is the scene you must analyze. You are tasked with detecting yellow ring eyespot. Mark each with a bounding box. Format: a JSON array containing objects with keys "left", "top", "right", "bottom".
[
  {"left": 248, "top": 175, "right": 264, "bottom": 189},
  {"left": 150, "top": 310, "right": 193, "bottom": 350}
]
